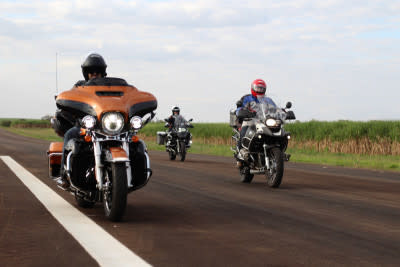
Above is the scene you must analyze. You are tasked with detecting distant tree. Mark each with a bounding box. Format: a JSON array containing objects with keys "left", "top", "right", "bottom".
[{"left": 1, "top": 120, "right": 11, "bottom": 127}]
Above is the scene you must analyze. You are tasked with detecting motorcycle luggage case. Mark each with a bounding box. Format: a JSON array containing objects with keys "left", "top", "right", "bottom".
[
  {"left": 47, "top": 142, "right": 63, "bottom": 178},
  {"left": 156, "top": 131, "right": 167, "bottom": 145},
  {"left": 230, "top": 109, "right": 238, "bottom": 128}
]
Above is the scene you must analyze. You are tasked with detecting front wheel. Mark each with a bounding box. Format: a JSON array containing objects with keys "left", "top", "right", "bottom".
[
  {"left": 240, "top": 166, "right": 254, "bottom": 183},
  {"left": 179, "top": 141, "right": 186, "bottom": 162},
  {"left": 168, "top": 149, "right": 176, "bottom": 160},
  {"left": 103, "top": 163, "right": 128, "bottom": 221},
  {"left": 265, "top": 147, "right": 284, "bottom": 188}
]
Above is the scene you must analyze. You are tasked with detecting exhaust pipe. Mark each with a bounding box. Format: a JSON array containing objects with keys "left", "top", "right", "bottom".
[{"left": 250, "top": 169, "right": 265, "bottom": 174}]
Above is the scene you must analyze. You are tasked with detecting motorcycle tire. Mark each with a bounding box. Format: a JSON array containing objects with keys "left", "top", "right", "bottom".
[
  {"left": 179, "top": 141, "right": 186, "bottom": 162},
  {"left": 75, "top": 194, "right": 95, "bottom": 208},
  {"left": 240, "top": 167, "right": 254, "bottom": 183},
  {"left": 265, "top": 147, "right": 284, "bottom": 188},
  {"left": 103, "top": 162, "right": 128, "bottom": 222},
  {"left": 169, "top": 150, "right": 176, "bottom": 160}
]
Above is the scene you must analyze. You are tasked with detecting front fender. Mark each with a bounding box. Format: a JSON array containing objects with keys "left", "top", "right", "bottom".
[{"left": 104, "top": 147, "right": 129, "bottom": 162}]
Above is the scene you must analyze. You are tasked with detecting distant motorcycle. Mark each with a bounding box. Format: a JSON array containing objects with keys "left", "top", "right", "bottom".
[
  {"left": 157, "top": 118, "right": 193, "bottom": 161},
  {"left": 230, "top": 97, "right": 295, "bottom": 187}
]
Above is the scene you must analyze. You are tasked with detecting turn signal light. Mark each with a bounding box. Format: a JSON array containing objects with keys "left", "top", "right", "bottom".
[
  {"left": 80, "top": 128, "right": 87, "bottom": 136},
  {"left": 131, "top": 136, "right": 139, "bottom": 143},
  {"left": 84, "top": 135, "right": 92, "bottom": 142}
]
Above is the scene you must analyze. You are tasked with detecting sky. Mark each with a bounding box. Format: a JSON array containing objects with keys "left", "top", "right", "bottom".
[{"left": 0, "top": 0, "right": 399, "bottom": 122}]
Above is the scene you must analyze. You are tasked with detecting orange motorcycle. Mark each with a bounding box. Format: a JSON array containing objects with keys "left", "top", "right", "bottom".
[{"left": 47, "top": 77, "right": 157, "bottom": 221}]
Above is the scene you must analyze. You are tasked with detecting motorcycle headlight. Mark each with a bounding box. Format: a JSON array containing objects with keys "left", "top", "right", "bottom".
[
  {"left": 102, "top": 112, "right": 124, "bottom": 135},
  {"left": 82, "top": 115, "right": 96, "bottom": 129},
  {"left": 130, "top": 116, "right": 142, "bottom": 130},
  {"left": 266, "top": 119, "right": 278, "bottom": 127}
]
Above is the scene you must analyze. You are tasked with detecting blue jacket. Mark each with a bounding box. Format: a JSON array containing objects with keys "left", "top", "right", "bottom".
[{"left": 236, "top": 94, "right": 276, "bottom": 115}]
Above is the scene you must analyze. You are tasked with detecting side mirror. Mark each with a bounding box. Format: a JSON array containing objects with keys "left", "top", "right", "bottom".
[
  {"left": 286, "top": 102, "right": 292, "bottom": 109},
  {"left": 286, "top": 111, "right": 296, "bottom": 120},
  {"left": 142, "top": 113, "right": 152, "bottom": 124},
  {"left": 164, "top": 118, "right": 169, "bottom": 122},
  {"left": 189, "top": 118, "right": 193, "bottom": 122}
]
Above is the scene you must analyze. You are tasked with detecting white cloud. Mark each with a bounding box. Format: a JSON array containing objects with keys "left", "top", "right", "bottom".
[{"left": 0, "top": 0, "right": 399, "bottom": 121}]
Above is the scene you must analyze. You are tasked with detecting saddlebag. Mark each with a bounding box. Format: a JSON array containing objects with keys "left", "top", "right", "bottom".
[
  {"left": 156, "top": 131, "right": 167, "bottom": 145},
  {"left": 47, "top": 142, "right": 63, "bottom": 178}
]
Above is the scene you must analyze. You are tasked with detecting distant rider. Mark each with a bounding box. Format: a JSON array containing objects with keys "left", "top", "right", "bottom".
[
  {"left": 166, "top": 106, "right": 186, "bottom": 130},
  {"left": 235, "top": 79, "right": 277, "bottom": 160},
  {"left": 165, "top": 106, "right": 192, "bottom": 144},
  {"left": 52, "top": 52, "right": 107, "bottom": 188}
]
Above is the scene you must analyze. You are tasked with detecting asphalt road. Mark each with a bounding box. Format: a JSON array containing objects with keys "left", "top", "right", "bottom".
[{"left": 0, "top": 128, "right": 399, "bottom": 266}]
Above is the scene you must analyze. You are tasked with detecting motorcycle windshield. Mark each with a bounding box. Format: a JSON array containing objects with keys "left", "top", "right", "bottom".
[
  {"left": 173, "top": 116, "right": 187, "bottom": 130},
  {"left": 253, "top": 96, "right": 286, "bottom": 121}
]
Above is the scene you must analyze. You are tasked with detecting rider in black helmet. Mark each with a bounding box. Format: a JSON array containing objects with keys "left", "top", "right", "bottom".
[
  {"left": 166, "top": 106, "right": 181, "bottom": 128},
  {"left": 74, "top": 53, "right": 107, "bottom": 86},
  {"left": 172, "top": 106, "right": 180, "bottom": 115},
  {"left": 55, "top": 52, "right": 107, "bottom": 188},
  {"left": 81, "top": 53, "right": 107, "bottom": 81}
]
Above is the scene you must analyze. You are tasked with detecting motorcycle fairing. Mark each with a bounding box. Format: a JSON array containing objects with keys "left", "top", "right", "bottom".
[
  {"left": 129, "top": 100, "right": 158, "bottom": 117},
  {"left": 56, "top": 77, "right": 157, "bottom": 122},
  {"left": 56, "top": 99, "right": 97, "bottom": 117}
]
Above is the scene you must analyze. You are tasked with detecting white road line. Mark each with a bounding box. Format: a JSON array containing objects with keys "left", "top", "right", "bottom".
[{"left": 0, "top": 156, "right": 151, "bottom": 267}]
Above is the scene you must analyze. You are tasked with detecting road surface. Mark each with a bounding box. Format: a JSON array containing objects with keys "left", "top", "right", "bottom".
[{"left": 0, "top": 128, "right": 399, "bottom": 266}]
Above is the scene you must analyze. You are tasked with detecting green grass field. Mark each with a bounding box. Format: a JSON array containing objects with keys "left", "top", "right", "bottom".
[{"left": 1, "top": 119, "right": 400, "bottom": 172}]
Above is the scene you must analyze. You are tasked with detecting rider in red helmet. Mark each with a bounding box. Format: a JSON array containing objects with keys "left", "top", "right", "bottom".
[
  {"left": 235, "top": 79, "right": 277, "bottom": 161},
  {"left": 251, "top": 79, "right": 267, "bottom": 97}
]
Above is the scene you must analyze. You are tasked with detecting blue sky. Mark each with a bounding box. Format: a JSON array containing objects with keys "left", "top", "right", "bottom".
[{"left": 0, "top": 0, "right": 399, "bottom": 122}]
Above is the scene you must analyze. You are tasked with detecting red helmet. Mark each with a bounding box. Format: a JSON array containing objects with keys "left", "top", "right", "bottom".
[{"left": 251, "top": 79, "right": 267, "bottom": 97}]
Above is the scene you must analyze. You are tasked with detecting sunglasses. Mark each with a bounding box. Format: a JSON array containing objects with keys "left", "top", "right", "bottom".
[{"left": 87, "top": 68, "right": 102, "bottom": 74}]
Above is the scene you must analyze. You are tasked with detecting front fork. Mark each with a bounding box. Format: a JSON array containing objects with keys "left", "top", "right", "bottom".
[
  {"left": 93, "top": 140, "right": 104, "bottom": 190},
  {"left": 263, "top": 144, "right": 270, "bottom": 170},
  {"left": 92, "top": 140, "right": 133, "bottom": 190}
]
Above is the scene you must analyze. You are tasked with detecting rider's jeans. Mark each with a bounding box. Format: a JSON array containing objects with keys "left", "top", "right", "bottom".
[
  {"left": 237, "top": 126, "right": 249, "bottom": 150},
  {"left": 60, "top": 126, "right": 80, "bottom": 172}
]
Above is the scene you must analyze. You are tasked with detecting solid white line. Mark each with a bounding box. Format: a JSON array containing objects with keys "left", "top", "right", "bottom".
[{"left": 0, "top": 156, "right": 151, "bottom": 267}]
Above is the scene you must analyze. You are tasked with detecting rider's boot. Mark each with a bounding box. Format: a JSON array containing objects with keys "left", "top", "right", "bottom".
[{"left": 56, "top": 167, "right": 70, "bottom": 190}]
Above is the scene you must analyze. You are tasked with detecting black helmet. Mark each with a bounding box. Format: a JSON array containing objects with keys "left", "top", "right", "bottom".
[
  {"left": 81, "top": 53, "right": 107, "bottom": 81},
  {"left": 172, "top": 106, "right": 180, "bottom": 115}
]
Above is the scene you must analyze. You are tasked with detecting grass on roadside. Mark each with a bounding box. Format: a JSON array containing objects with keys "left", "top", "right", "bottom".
[
  {"left": 287, "top": 147, "right": 400, "bottom": 171},
  {"left": 2, "top": 126, "right": 399, "bottom": 172},
  {"left": 0, "top": 127, "right": 62, "bottom": 142}
]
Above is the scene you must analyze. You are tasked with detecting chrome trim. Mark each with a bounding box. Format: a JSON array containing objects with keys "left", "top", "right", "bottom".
[
  {"left": 145, "top": 151, "right": 151, "bottom": 179},
  {"left": 109, "top": 157, "right": 130, "bottom": 162},
  {"left": 66, "top": 151, "right": 73, "bottom": 173},
  {"left": 122, "top": 141, "right": 133, "bottom": 188},
  {"left": 48, "top": 152, "right": 63, "bottom": 157},
  {"left": 93, "top": 140, "right": 103, "bottom": 190}
]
